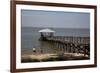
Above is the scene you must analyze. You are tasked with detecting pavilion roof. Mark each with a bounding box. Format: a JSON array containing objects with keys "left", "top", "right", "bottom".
[{"left": 38, "top": 28, "right": 55, "bottom": 33}]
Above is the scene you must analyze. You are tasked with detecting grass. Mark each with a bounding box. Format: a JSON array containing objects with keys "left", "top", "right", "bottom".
[{"left": 21, "top": 57, "right": 40, "bottom": 62}]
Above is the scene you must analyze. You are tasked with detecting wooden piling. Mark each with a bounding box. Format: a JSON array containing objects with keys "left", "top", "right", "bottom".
[{"left": 40, "top": 36, "right": 90, "bottom": 55}]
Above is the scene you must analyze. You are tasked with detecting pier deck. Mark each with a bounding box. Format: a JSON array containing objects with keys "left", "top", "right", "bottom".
[{"left": 40, "top": 36, "right": 90, "bottom": 56}]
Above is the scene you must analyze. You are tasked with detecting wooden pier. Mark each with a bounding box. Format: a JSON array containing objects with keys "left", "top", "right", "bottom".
[
  {"left": 40, "top": 36, "right": 90, "bottom": 56},
  {"left": 38, "top": 29, "right": 90, "bottom": 57}
]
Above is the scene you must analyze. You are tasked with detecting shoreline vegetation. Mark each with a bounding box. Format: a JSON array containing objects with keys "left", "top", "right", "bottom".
[{"left": 21, "top": 53, "right": 89, "bottom": 63}]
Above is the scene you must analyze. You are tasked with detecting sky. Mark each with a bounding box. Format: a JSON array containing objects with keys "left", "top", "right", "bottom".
[{"left": 21, "top": 10, "right": 90, "bottom": 28}]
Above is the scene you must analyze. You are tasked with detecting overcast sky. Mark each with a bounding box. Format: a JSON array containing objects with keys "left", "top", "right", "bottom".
[{"left": 21, "top": 10, "right": 90, "bottom": 28}]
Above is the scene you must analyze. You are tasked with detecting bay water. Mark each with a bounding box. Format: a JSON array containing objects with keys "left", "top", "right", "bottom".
[{"left": 21, "top": 27, "right": 90, "bottom": 54}]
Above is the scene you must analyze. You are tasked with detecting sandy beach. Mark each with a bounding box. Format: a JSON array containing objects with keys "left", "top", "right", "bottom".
[{"left": 21, "top": 52, "right": 89, "bottom": 63}]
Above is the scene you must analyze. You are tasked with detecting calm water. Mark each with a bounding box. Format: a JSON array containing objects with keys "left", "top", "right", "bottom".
[{"left": 21, "top": 27, "right": 90, "bottom": 54}]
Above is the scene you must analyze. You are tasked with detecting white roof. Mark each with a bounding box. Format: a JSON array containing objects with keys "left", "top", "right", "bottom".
[{"left": 39, "top": 28, "right": 55, "bottom": 33}]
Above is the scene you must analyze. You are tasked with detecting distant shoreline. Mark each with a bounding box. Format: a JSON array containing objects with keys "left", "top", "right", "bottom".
[{"left": 21, "top": 26, "right": 90, "bottom": 30}]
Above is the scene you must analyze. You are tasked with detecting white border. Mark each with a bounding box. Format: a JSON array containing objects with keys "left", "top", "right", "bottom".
[{"left": 16, "top": 5, "right": 94, "bottom": 69}]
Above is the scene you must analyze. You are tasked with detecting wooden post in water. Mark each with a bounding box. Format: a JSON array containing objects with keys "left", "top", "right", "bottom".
[
  {"left": 65, "top": 44, "right": 68, "bottom": 53},
  {"left": 83, "top": 46, "right": 86, "bottom": 56}
]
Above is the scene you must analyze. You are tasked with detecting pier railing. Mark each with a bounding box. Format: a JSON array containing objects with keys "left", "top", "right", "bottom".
[
  {"left": 40, "top": 36, "right": 90, "bottom": 56},
  {"left": 47, "top": 36, "right": 90, "bottom": 44}
]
